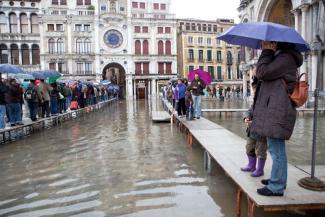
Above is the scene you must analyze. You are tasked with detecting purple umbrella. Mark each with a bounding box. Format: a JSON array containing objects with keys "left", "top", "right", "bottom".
[
  {"left": 188, "top": 69, "right": 212, "bottom": 85},
  {"left": 217, "top": 22, "right": 310, "bottom": 52}
]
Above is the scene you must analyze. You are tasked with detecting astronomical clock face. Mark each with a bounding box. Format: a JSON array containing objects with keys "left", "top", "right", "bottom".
[{"left": 104, "top": 30, "right": 123, "bottom": 48}]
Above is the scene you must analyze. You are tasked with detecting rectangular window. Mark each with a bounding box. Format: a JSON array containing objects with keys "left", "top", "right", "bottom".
[
  {"left": 140, "top": 2, "right": 145, "bottom": 9},
  {"left": 76, "top": 0, "right": 83, "bottom": 6},
  {"left": 187, "top": 36, "right": 193, "bottom": 44},
  {"left": 56, "top": 24, "right": 63, "bottom": 32},
  {"left": 207, "top": 50, "right": 212, "bottom": 61},
  {"left": 60, "top": 0, "right": 67, "bottom": 5},
  {"left": 207, "top": 38, "right": 211, "bottom": 46},
  {"left": 153, "top": 3, "right": 159, "bottom": 10},
  {"left": 52, "top": 0, "right": 58, "bottom": 5},
  {"left": 199, "top": 50, "right": 203, "bottom": 61},
  {"left": 198, "top": 37, "right": 203, "bottom": 45},
  {"left": 160, "top": 15, "right": 166, "bottom": 19},
  {"left": 135, "top": 62, "right": 141, "bottom": 74},
  {"left": 203, "top": 24, "right": 207, "bottom": 31},
  {"left": 208, "top": 24, "right": 212, "bottom": 32},
  {"left": 101, "top": 5, "right": 107, "bottom": 11},
  {"left": 166, "top": 62, "right": 172, "bottom": 74},
  {"left": 134, "top": 26, "right": 141, "bottom": 33},
  {"left": 85, "top": 62, "right": 92, "bottom": 74},
  {"left": 142, "top": 26, "right": 148, "bottom": 33},
  {"left": 132, "top": 14, "right": 137, "bottom": 18},
  {"left": 143, "top": 62, "right": 149, "bottom": 74},
  {"left": 217, "top": 66, "right": 222, "bottom": 80},
  {"left": 84, "top": 0, "right": 91, "bottom": 5},
  {"left": 158, "top": 62, "right": 164, "bottom": 74},
  {"left": 58, "top": 62, "right": 66, "bottom": 73},
  {"left": 217, "top": 51, "right": 222, "bottom": 62},
  {"left": 47, "top": 24, "right": 54, "bottom": 32},
  {"left": 165, "top": 27, "right": 171, "bottom": 33},
  {"left": 75, "top": 24, "right": 82, "bottom": 31},
  {"left": 77, "top": 62, "right": 83, "bottom": 74},
  {"left": 216, "top": 39, "right": 221, "bottom": 46},
  {"left": 208, "top": 66, "right": 214, "bottom": 79},
  {"left": 157, "top": 27, "right": 163, "bottom": 33},
  {"left": 189, "top": 65, "right": 194, "bottom": 72},
  {"left": 84, "top": 24, "right": 90, "bottom": 32},
  {"left": 199, "top": 66, "right": 204, "bottom": 70},
  {"left": 160, "top": 4, "right": 166, "bottom": 10},
  {"left": 49, "top": 62, "right": 56, "bottom": 70},
  {"left": 132, "top": 2, "right": 138, "bottom": 8},
  {"left": 188, "top": 49, "right": 194, "bottom": 60},
  {"left": 213, "top": 25, "right": 217, "bottom": 32}
]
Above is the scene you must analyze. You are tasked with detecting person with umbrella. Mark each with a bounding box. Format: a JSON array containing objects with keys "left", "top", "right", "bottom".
[
  {"left": 0, "top": 73, "right": 9, "bottom": 129},
  {"left": 5, "top": 78, "right": 23, "bottom": 127},
  {"left": 187, "top": 74, "right": 206, "bottom": 119},
  {"left": 250, "top": 41, "right": 303, "bottom": 196}
]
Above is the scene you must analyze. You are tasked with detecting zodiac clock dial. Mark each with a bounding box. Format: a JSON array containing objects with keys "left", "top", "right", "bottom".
[{"left": 104, "top": 30, "right": 123, "bottom": 48}]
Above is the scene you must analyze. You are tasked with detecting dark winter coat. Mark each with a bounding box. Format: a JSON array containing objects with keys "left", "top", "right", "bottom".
[
  {"left": 250, "top": 49, "right": 303, "bottom": 140},
  {"left": 5, "top": 83, "right": 22, "bottom": 104},
  {"left": 0, "top": 82, "right": 9, "bottom": 105},
  {"left": 187, "top": 79, "right": 206, "bottom": 96}
]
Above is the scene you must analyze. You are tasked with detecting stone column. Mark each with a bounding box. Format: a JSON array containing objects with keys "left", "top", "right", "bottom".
[
  {"left": 291, "top": 9, "right": 300, "bottom": 32},
  {"left": 151, "top": 78, "right": 156, "bottom": 97},
  {"left": 311, "top": 54, "right": 318, "bottom": 91},
  {"left": 242, "top": 70, "right": 247, "bottom": 99},
  {"left": 18, "top": 43, "right": 22, "bottom": 65},
  {"left": 300, "top": 5, "right": 308, "bottom": 75},
  {"left": 126, "top": 75, "right": 133, "bottom": 98},
  {"left": 26, "top": 12, "right": 31, "bottom": 33},
  {"left": 29, "top": 46, "right": 33, "bottom": 66}
]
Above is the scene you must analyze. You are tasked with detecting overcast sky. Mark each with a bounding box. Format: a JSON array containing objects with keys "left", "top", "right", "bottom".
[{"left": 171, "top": 0, "right": 240, "bottom": 23}]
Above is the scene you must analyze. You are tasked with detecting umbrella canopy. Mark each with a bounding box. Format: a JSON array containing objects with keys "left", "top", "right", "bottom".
[
  {"left": 31, "top": 71, "right": 48, "bottom": 80},
  {"left": 42, "top": 70, "right": 61, "bottom": 78},
  {"left": 100, "top": 80, "right": 111, "bottom": 85},
  {"left": 47, "top": 74, "right": 62, "bottom": 84},
  {"left": 12, "top": 73, "right": 35, "bottom": 80},
  {"left": 0, "top": 64, "right": 25, "bottom": 74},
  {"left": 188, "top": 69, "right": 212, "bottom": 85},
  {"left": 217, "top": 22, "right": 310, "bottom": 52}
]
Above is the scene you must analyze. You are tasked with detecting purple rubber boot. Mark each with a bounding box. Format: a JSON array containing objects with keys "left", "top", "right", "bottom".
[
  {"left": 251, "top": 158, "right": 266, "bottom": 177},
  {"left": 241, "top": 155, "right": 256, "bottom": 172}
]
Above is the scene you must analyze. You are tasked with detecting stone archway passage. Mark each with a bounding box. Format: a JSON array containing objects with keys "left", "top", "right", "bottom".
[
  {"left": 102, "top": 62, "right": 126, "bottom": 98},
  {"left": 267, "top": 0, "right": 294, "bottom": 27}
]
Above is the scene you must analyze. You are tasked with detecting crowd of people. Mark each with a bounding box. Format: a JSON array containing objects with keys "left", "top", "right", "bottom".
[
  {"left": 0, "top": 74, "right": 113, "bottom": 129},
  {"left": 164, "top": 73, "right": 206, "bottom": 121}
]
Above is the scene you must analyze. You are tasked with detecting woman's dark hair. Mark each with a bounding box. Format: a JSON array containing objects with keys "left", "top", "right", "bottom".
[{"left": 277, "top": 42, "right": 295, "bottom": 51}]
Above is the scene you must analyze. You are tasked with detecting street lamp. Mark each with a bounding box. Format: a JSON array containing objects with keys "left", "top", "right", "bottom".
[{"left": 298, "top": 33, "right": 325, "bottom": 191}]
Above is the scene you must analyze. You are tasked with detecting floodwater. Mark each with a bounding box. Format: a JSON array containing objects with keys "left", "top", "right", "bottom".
[
  {"left": 202, "top": 99, "right": 325, "bottom": 166},
  {"left": 0, "top": 99, "right": 323, "bottom": 217}
]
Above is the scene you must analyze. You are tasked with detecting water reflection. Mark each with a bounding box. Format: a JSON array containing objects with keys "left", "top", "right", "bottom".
[{"left": 0, "top": 99, "right": 322, "bottom": 217}]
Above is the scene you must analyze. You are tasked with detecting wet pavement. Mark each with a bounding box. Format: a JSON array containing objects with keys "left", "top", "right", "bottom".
[{"left": 0, "top": 99, "right": 323, "bottom": 217}]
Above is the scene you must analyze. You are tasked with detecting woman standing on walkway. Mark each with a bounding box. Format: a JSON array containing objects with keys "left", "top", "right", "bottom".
[{"left": 250, "top": 41, "right": 303, "bottom": 196}]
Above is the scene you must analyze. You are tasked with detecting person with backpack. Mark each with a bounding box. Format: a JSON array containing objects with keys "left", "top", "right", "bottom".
[
  {"left": 0, "top": 74, "right": 9, "bottom": 129},
  {"left": 25, "top": 80, "right": 42, "bottom": 122},
  {"left": 251, "top": 41, "right": 303, "bottom": 197},
  {"left": 187, "top": 74, "right": 206, "bottom": 119},
  {"left": 50, "top": 82, "right": 60, "bottom": 115},
  {"left": 38, "top": 79, "right": 53, "bottom": 118}
]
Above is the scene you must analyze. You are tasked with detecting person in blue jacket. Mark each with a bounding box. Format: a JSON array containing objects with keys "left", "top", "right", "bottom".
[{"left": 174, "top": 78, "right": 187, "bottom": 117}]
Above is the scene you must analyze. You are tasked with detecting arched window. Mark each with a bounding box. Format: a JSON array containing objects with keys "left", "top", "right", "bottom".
[
  {"left": 21, "top": 44, "right": 30, "bottom": 65},
  {"left": 227, "top": 51, "right": 232, "bottom": 64},
  {"left": 32, "top": 44, "right": 40, "bottom": 65},
  {"left": 9, "top": 13, "right": 18, "bottom": 33},
  {"left": 135, "top": 40, "right": 141, "bottom": 55},
  {"left": 84, "top": 38, "right": 91, "bottom": 54},
  {"left": 0, "top": 44, "right": 8, "bottom": 64},
  {"left": 0, "top": 13, "right": 7, "bottom": 33},
  {"left": 48, "top": 38, "right": 56, "bottom": 53},
  {"left": 20, "top": 13, "right": 28, "bottom": 33},
  {"left": 30, "top": 14, "right": 39, "bottom": 33},
  {"left": 165, "top": 40, "right": 171, "bottom": 55},
  {"left": 10, "top": 44, "right": 19, "bottom": 65},
  {"left": 57, "top": 38, "right": 64, "bottom": 54},
  {"left": 76, "top": 38, "right": 83, "bottom": 54},
  {"left": 158, "top": 40, "right": 164, "bottom": 55},
  {"left": 143, "top": 40, "right": 148, "bottom": 55}
]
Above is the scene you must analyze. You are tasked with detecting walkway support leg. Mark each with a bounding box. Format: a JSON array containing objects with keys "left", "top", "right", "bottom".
[
  {"left": 236, "top": 189, "right": 242, "bottom": 217},
  {"left": 247, "top": 197, "right": 256, "bottom": 217},
  {"left": 188, "top": 132, "right": 192, "bottom": 148}
]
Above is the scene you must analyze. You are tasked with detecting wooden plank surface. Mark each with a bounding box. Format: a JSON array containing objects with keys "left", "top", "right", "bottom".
[
  {"left": 201, "top": 108, "right": 325, "bottom": 112},
  {"left": 152, "top": 111, "right": 170, "bottom": 122},
  {"left": 163, "top": 99, "right": 325, "bottom": 210}
]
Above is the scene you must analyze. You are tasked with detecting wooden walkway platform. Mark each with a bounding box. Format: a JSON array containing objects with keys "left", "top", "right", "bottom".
[
  {"left": 0, "top": 99, "right": 116, "bottom": 144},
  {"left": 162, "top": 99, "right": 325, "bottom": 217},
  {"left": 151, "top": 111, "right": 171, "bottom": 123},
  {"left": 201, "top": 108, "right": 325, "bottom": 117}
]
